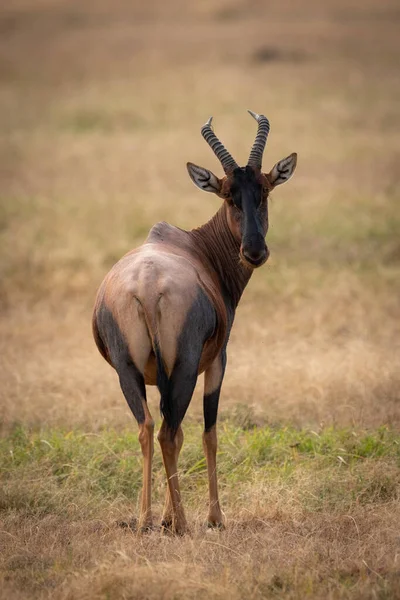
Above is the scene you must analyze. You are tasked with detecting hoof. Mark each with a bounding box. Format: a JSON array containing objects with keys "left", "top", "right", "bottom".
[
  {"left": 160, "top": 518, "right": 189, "bottom": 536},
  {"left": 139, "top": 524, "right": 159, "bottom": 535},
  {"left": 116, "top": 518, "right": 158, "bottom": 534},
  {"left": 160, "top": 518, "right": 173, "bottom": 533},
  {"left": 174, "top": 526, "right": 190, "bottom": 537},
  {"left": 116, "top": 518, "right": 137, "bottom": 531},
  {"left": 207, "top": 520, "right": 225, "bottom": 531}
]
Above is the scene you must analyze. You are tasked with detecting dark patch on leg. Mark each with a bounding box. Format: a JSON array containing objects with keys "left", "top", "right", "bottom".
[
  {"left": 204, "top": 389, "right": 221, "bottom": 432},
  {"left": 118, "top": 361, "right": 146, "bottom": 423},
  {"left": 95, "top": 303, "right": 129, "bottom": 367},
  {"left": 159, "top": 288, "right": 217, "bottom": 434},
  {"left": 204, "top": 350, "right": 226, "bottom": 432},
  {"left": 95, "top": 303, "right": 146, "bottom": 423},
  {"left": 160, "top": 367, "right": 198, "bottom": 435}
]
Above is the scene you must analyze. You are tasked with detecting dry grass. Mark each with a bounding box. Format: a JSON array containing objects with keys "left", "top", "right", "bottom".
[
  {"left": 1, "top": 425, "right": 399, "bottom": 599},
  {"left": 0, "top": 0, "right": 400, "bottom": 597}
]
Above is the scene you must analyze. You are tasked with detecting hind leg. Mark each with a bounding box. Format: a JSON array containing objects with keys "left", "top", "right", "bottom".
[
  {"left": 158, "top": 420, "right": 187, "bottom": 534},
  {"left": 160, "top": 424, "right": 183, "bottom": 530},
  {"left": 95, "top": 302, "right": 156, "bottom": 531},
  {"left": 156, "top": 286, "right": 217, "bottom": 533},
  {"left": 118, "top": 361, "right": 154, "bottom": 531},
  {"left": 157, "top": 365, "right": 199, "bottom": 535},
  {"left": 138, "top": 403, "right": 155, "bottom": 531}
]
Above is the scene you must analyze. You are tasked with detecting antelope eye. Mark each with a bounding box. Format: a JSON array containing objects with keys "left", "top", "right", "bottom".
[{"left": 232, "top": 207, "right": 242, "bottom": 221}]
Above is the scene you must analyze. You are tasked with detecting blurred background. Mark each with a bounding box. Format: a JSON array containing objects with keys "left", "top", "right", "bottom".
[{"left": 1, "top": 0, "right": 399, "bottom": 431}]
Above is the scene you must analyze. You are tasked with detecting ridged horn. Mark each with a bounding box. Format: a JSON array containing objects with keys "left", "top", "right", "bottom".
[
  {"left": 201, "top": 117, "right": 238, "bottom": 174},
  {"left": 247, "top": 110, "right": 270, "bottom": 169}
]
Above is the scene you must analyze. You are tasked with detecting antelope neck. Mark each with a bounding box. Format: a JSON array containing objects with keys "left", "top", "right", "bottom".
[{"left": 190, "top": 205, "right": 252, "bottom": 310}]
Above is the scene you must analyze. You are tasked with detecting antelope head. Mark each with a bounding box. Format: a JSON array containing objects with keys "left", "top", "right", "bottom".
[{"left": 187, "top": 111, "right": 297, "bottom": 269}]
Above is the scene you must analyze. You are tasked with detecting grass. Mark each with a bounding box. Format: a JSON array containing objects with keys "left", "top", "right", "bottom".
[
  {"left": 1, "top": 422, "right": 399, "bottom": 599},
  {"left": 1, "top": 0, "right": 400, "bottom": 597}
]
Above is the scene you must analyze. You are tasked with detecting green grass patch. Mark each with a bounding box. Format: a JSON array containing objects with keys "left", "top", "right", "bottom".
[{"left": 1, "top": 423, "right": 398, "bottom": 519}]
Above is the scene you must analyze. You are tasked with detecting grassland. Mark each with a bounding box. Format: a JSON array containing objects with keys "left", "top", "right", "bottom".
[
  {"left": 0, "top": 0, "right": 399, "bottom": 598},
  {"left": 1, "top": 423, "right": 400, "bottom": 599}
]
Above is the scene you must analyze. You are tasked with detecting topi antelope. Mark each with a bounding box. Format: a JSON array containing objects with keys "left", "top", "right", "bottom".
[{"left": 93, "top": 111, "right": 297, "bottom": 534}]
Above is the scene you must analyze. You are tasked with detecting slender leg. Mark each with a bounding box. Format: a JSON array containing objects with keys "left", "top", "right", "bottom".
[
  {"left": 203, "top": 426, "right": 223, "bottom": 527},
  {"left": 96, "top": 304, "right": 155, "bottom": 532},
  {"left": 117, "top": 362, "right": 155, "bottom": 531},
  {"left": 155, "top": 287, "right": 214, "bottom": 533},
  {"left": 161, "top": 424, "right": 183, "bottom": 530},
  {"left": 138, "top": 401, "right": 155, "bottom": 531},
  {"left": 203, "top": 352, "right": 226, "bottom": 528},
  {"left": 158, "top": 421, "right": 188, "bottom": 535}
]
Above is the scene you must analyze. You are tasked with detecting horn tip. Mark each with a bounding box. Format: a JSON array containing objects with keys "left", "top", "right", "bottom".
[
  {"left": 201, "top": 116, "right": 213, "bottom": 132},
  {"left": 247, "top": 109, "right": 260, "bottom": 121}
]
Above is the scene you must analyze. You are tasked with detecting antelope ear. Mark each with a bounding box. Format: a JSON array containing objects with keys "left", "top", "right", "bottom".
[
  {"left": 267, "top": 153, "right": 297, "bottom": 188},
  {"left": 187, "top": 162, "right": 222, "bottom": 194}
]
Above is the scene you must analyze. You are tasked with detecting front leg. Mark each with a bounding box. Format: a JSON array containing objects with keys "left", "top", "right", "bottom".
[{"left": 203, "top": 351, "right": 226, "bottom": 528}]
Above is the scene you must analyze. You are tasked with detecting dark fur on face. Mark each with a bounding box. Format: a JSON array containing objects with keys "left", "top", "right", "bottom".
[{"left": 227, "top": 166, "right": 270, "bottom": 268}]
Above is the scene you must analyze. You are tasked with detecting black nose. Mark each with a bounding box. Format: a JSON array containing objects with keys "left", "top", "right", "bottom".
[
  {"left": 242, "top": 232, "right": 269, "bottom": 266},
  {"left": 242, "top": 246, "right": 269, "bottom": 266}
]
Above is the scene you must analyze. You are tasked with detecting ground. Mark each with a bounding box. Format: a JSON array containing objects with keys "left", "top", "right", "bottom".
[{"left": 0, "top": 0, "right": 399, "bottom": 598}]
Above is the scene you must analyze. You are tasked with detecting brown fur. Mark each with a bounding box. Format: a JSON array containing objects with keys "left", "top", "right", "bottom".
[
  {"left": 92, "top": 135, "right": 296, "bottom": 533},
  {"left": 93, "top": 202, "right": 250, "bottom": 384}
]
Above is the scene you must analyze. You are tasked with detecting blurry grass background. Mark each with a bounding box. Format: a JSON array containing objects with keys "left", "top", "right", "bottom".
[
  {"left": 1, "top": 0, "right": 399, "bottom": 431},
  {"left": 0, "top": 0, "right": 399, "bottom": 598}
]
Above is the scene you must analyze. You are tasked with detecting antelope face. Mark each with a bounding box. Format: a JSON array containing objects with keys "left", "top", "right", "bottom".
[
  {"left": 226, "top": 166, "right": 270, "bottom": 268},
  {"left": 187, "top": 110, "right": 297, "bottom": 269}
]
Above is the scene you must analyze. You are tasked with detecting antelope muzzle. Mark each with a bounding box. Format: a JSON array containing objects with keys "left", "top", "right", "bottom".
[{"left": 240, "top": 235, "right": 269, "bottom": 268}]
